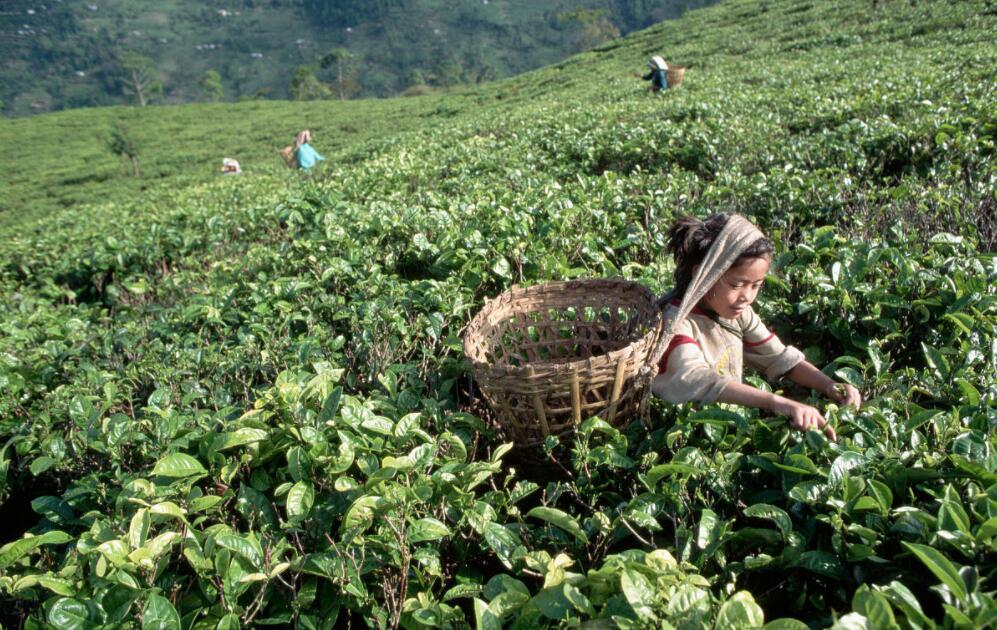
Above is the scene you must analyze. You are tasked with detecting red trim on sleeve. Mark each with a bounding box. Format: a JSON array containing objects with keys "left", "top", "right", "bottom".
[
  {"left": 658, "top": 334, "right": 699, "bottom": 372},
  {"left": 743, "top": 332, "right": 776, "bottom": 348}
]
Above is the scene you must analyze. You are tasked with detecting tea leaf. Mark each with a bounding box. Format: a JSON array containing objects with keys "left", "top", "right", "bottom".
[
  {"left": 152, "top": 453, "right": 207, "bottom": 478},
  {"left": 716, "top": 591, "right": 765, "bottom": 628},
  {"left": 48, "top": 598, "right": 90, "bottom": 630},
  {"left": 142, "top": 593, "right": 181, "bottom": 630},
  {"left": 409, "top": 517, "right": 451, "bottom": 543},
  {"left": 527, "top": 507, "right": 588, "bottom": 544},
  {"left": 743, "top": 504, "right": 792, "bottom": 541},
  {"left": 286, "top": 481, "right": 316, "bottom": 523},
  {"left": 901, "top": 542, "right": 967, "bottom": 602},
  {"left": 0, "top": 531, "right": 73, "bottom": 569},
  {"left": 483, "top": 523, "right": 521, "bottom": 570}
]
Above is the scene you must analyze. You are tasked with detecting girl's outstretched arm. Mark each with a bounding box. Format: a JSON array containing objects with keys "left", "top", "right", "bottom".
[
  {"left": 717, "top": 381, "right": 838, "bottom": 441},
  {"left": 784, "top": 361, "right": 862, "bottom": 409}
]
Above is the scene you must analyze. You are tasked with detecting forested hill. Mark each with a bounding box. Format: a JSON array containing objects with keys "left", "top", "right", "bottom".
[{"left": 0, "top": 0, "right": 712, "bottom": 117}]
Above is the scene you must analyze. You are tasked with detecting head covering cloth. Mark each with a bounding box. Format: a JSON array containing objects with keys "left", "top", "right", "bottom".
[
  {"left": 294, "top": 130, "right": 311, "bottom": 151},
  {"left": 637, "top": 214, "right": 765, "bottom": 406}
]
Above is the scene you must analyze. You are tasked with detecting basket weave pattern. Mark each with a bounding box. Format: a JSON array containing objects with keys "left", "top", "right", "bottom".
[
  {"left": 464, "top": 279, "right": 663, "bottom": 445},
  {"left": 667, "top": 65, "right": 686, "bottom": 88},
  {"left": 278, "top": 145, "right": 296, "bottom": 168}
]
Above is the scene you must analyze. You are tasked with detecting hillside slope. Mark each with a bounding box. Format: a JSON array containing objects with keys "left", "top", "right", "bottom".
[
  {"left": 0, "top": 0, "right": 714, "bottom": 116},
  {"left": 0, "top": 0, "right": 995, "bottom": 627},
  {"left": 3, "top": 0, "right": 994, "bottom": 230}
]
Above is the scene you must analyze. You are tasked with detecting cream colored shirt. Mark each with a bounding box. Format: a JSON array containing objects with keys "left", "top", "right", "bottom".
[{"left": 651, "top": 302, "right": 805, "bottom": 404}]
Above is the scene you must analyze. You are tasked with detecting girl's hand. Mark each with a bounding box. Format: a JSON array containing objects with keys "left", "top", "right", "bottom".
[
  {"left": 827, "top": 383, "right": 862, "bottom": 409},
  {"left": 774, "top": 398, "right": 837, "bottom": 441}
]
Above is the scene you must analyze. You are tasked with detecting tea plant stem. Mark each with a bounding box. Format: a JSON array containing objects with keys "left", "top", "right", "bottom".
[
  {"left": 619, "top": 516, "right": 654, "bottom": 549},
  {"left": 243, "top": 585, "right": 268, "bottom": 626}
]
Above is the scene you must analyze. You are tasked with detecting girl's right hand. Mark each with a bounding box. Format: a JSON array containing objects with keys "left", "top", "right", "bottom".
[
  {"left": 828, "top": 383, "right": 862, "bottom": 409},
  {"left": 774, "top": 398, "right": 837, "bottom": 441}
]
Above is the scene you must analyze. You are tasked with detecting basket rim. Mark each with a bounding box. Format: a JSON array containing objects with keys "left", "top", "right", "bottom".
[{"left": 463, "top": 278, "right": 662, "bottom": 378}]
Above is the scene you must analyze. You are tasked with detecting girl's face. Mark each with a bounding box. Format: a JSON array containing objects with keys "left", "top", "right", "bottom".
[{"left": 702, "top": 256, "right": 770, "bottom": 319}]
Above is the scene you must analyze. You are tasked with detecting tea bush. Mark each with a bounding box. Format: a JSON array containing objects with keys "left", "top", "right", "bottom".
[{"left": 0, "top": 0, "right": 995, "bottom": 627}]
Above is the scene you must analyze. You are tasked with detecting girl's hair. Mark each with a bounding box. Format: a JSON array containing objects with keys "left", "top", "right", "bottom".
[
  {"left": 294, "top": 130, "right": 311, "bottom": 150},
  {"left": 668, "top": 213, "right": 773, "bottom": 297}
]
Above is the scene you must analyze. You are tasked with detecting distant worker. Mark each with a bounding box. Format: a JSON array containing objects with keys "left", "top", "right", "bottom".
[
  {"left": 221, "top": 157, "right": 241, "bottom": 175},
  {"left": 294, "top": 130, "right": 325, "bottom": 170},
  {"left": 642, "top": 55, "right": 669, "bottom": 92}
]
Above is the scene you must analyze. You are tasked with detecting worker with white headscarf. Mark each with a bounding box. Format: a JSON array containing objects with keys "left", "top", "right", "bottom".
[{"left": 641, "top": 55, "right": 669, "bottom": 92}]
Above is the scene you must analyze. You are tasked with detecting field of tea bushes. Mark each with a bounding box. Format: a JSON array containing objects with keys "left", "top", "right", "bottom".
[{"left": 0, "top": 0, "right": 995, "bottom": 627}]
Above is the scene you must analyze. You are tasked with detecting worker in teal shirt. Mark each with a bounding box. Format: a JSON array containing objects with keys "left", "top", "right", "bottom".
[
  {"left": 642, "top": 55, "right": 669, "bottom": 92},
  {"left": 294, "top": 130, "right": 325, "bottom": 170}
]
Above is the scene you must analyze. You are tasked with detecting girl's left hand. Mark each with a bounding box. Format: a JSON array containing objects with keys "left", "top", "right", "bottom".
[{"left": 828, "top": 383, "right": 862, "bottom": 409}]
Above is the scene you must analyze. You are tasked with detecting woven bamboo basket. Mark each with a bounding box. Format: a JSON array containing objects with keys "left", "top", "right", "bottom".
[
  {"left": 278, "top": 145, "right": 297, "bottom": 168},
  {"left": 666, "top": 65, "right": 686, "bottom": 88},
  {"left": 463, "top": 279, "right": 665, "bottom": 446}
]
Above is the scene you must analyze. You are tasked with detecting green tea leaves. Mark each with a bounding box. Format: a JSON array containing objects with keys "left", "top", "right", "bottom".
[
  {"left": 527, "top": 507, "right": 588, "bottom": 544},
  {"left": 0, "top": 530, "right": 73, "bottom": 570},
  {"left": 902, "top": 542, "right": 968, "bottom": 603},
  {"left": 286, "top": 481, "right": 316, "bottom": 524},
  {"left": 142, "top": 594, "right": 182, "bottom": 630},
  {"left": 152, "top": 453, "right": 207, "bottom": 479}
]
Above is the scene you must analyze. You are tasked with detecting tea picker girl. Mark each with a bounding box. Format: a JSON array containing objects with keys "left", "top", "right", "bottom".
[
  {"left": 293, "top": 129, "right": 325, "bottom": 170},
  {"left": 651, "top": 214, "right": 861, "bottom": 440}
]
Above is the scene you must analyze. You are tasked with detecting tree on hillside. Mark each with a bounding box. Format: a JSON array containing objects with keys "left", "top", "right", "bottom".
[
  {"left": 289, "top": 65, "right": 332, "bottom": 100},
  {"left": 117, "top": 52, "right": 162, "bottom": 107},
  {"left": 433, "top": 56, "right": 465, "bottom": 87},
  {"left": 107, "top": 121, "right": 141, "bottom": 177},
  {"left": 406, "top": 69, "right": 426, "bottom": 87},
  {"left": 199, "top": 70, "right": 224, "bottom": 102},
  {"left": 320, "top": 48, "right": 359, "bottom": 99},
  {"left": 558, "top": 9, "right": 621, "bottom": 51}
]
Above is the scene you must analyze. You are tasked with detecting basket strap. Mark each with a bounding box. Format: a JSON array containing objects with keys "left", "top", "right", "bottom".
[{"left": 636, "top": 215, "right": 765, "bottom": 400}]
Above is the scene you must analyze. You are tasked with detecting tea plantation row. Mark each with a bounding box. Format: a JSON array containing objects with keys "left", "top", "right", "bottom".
[{"left": 0, "top": 0, "right": 995, "bottom": 627}]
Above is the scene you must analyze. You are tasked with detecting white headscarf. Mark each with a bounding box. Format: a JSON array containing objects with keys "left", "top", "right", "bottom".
[
  {"left": 643, "top": 215, "right": 765, "bottom": 382},
  {"left": 294, "top": 130, "right": 311, "bottom": 151}
]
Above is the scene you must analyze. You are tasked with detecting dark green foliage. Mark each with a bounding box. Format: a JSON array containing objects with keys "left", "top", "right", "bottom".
[
  {"left": 0, "top": 0, "right": 714, "bottom": 115},
  {"left": 301, "top": 0, "right": 408, "bottom": 28},
  {"left": 199, "top": 70, "right": 224, "bottom": 103},
  {"left": 289, "top": 65, "right": 332, "bottom": 101}
]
